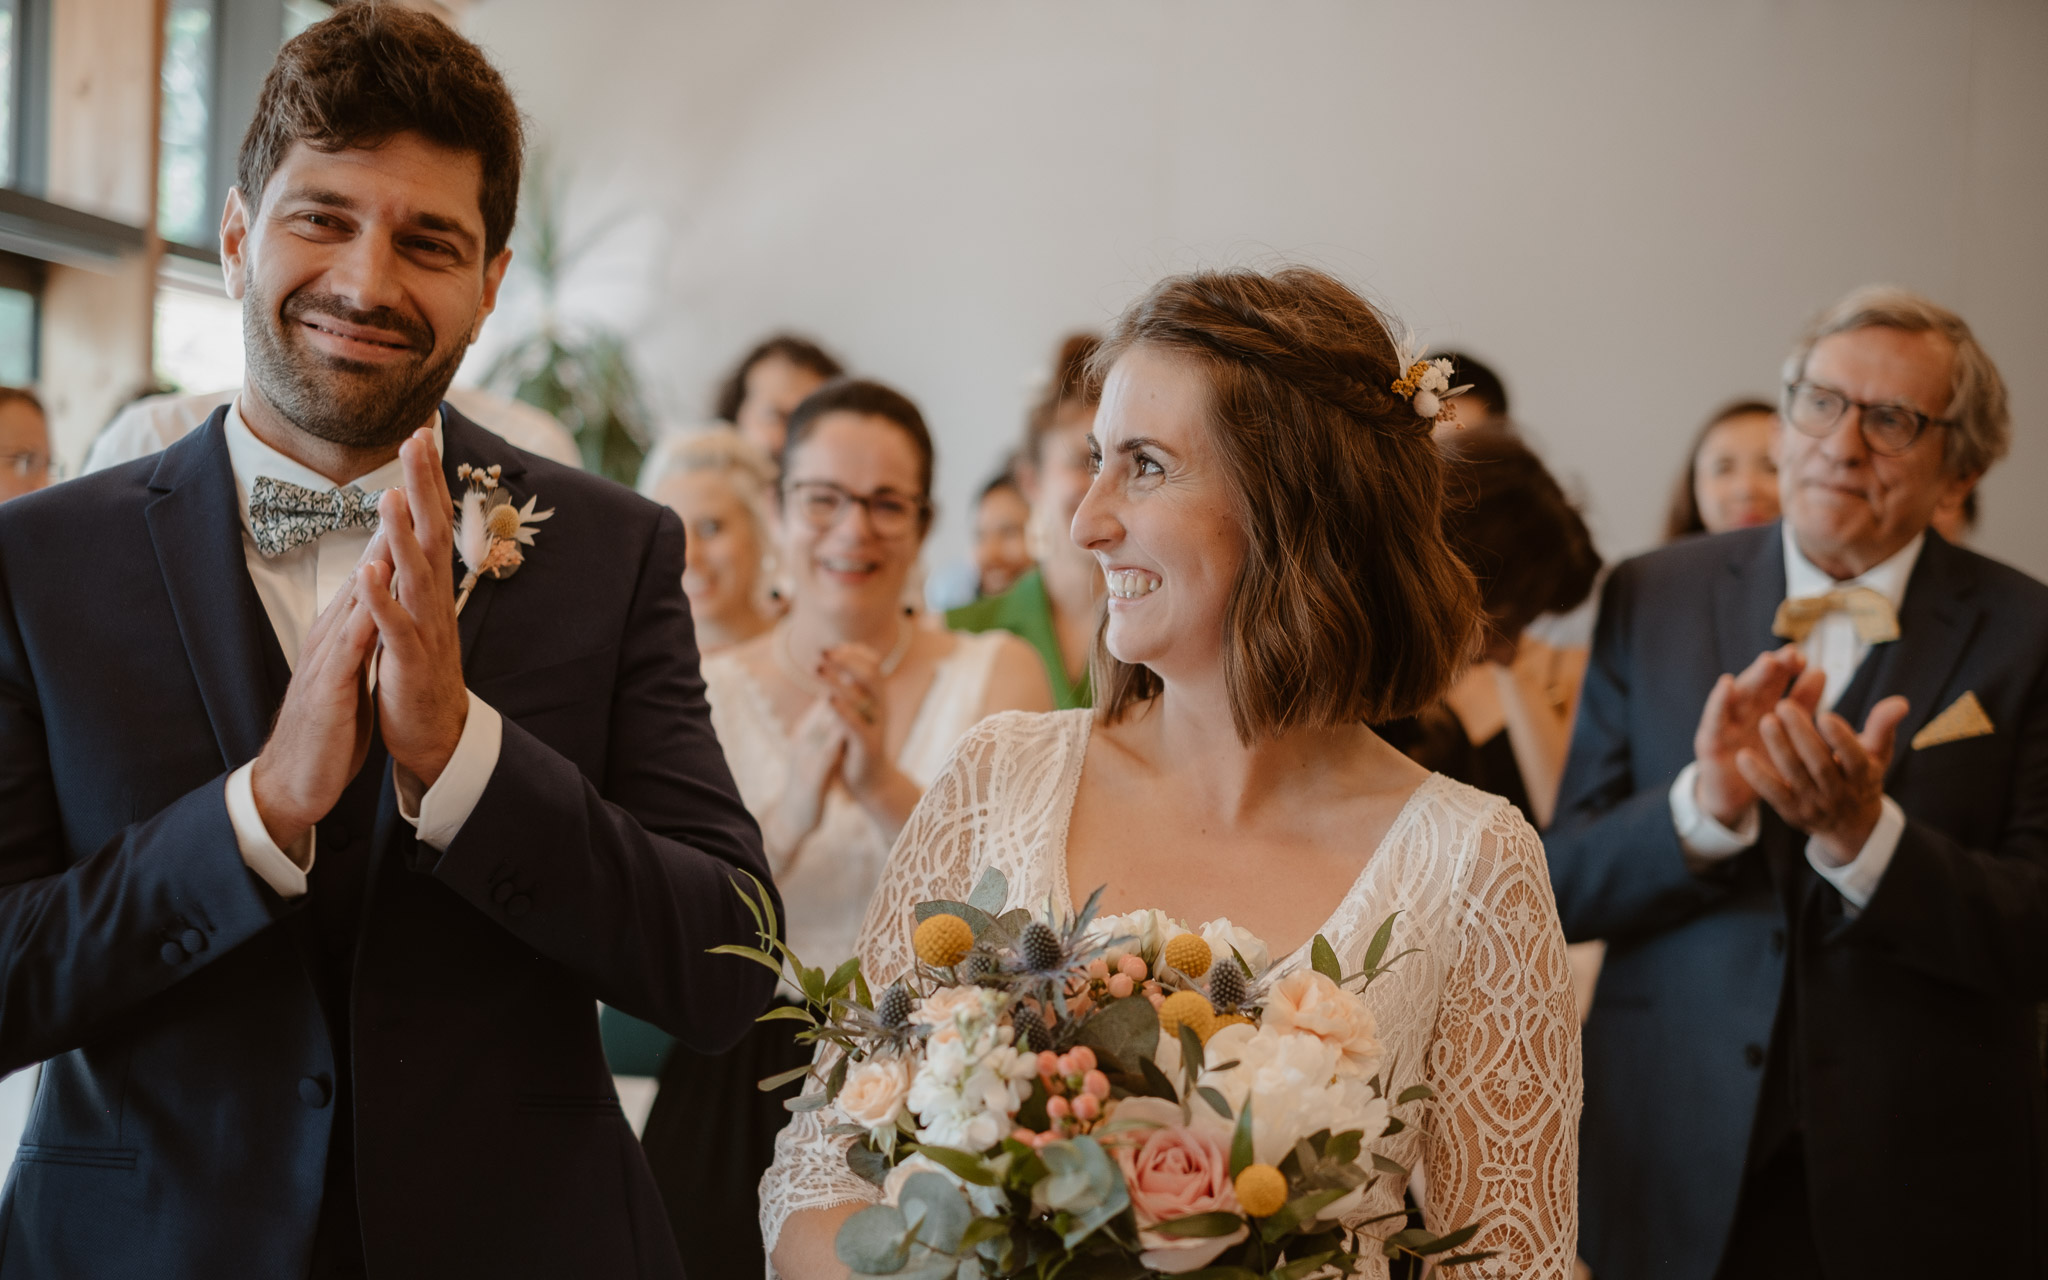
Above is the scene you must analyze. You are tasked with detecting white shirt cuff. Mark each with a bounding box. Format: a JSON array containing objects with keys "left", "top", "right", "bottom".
[
  {"left": 394, "top": 690, "right": 502, "bottom": 851},
  {"left": 1806, "top": 795, "right": 1906, "bottom": 913},
  {"left": 225, "top": 761, "right": 313, "bottom": 898},
  {"left": 1670, "top": 762, "right": 1761, "bottom": 867}
]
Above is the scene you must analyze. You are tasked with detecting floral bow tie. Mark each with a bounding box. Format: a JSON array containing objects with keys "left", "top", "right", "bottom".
[
  {"left": 1771, "top": 586, "right": 1900, "bottom": 645},
  {"left": 246, "top": 475, "right": 382, "bottom": 559}
]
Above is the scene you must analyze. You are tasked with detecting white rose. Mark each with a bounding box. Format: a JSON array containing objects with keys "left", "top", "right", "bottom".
[
  {"left": 836, "top": 1055, "right": 914, "bottom": 1133},
  {"left": 1198, "top": 917, "right": 1272, "bottom": 979},
  {"left": 1198, "top": 1024, "right": 1378, "bottom": 1166}
]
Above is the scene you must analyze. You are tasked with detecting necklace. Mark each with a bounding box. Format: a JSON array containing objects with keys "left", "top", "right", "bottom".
[{"left": 775, "top": 614, "right": 915, "bottom": 693}]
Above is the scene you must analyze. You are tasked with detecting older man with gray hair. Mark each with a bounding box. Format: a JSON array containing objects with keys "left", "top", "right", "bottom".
[{"left": 1549, "top": 285, "right": 2048, "bottom": 1280}]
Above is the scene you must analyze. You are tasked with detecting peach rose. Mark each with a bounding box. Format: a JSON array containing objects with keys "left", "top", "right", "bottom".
[
  {"left": 1109, "top": 1097, "right": 1248, "bottom": 1272},
  {"left": 1260, "top": 970, "right": 1383, "bottom": 1078},
  {"left": 836, "top": 1055, "right": 914, "bottom": 1133}
]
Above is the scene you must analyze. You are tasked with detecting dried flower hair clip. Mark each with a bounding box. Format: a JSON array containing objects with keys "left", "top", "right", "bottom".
[
  {"left": 1391, "top": 338, "right": 1472, "bottom": 427},
  {"left": 452, "top": 462, "right": 554, "bottom": 615}
]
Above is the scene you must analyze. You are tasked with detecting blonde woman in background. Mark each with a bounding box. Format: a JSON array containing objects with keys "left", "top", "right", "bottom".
[{"left": 637, "top": 427, "right": 782, "bottom": 653}]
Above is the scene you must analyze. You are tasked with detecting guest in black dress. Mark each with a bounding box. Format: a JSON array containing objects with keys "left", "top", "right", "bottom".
[{"left": 1380, "top": 426, "right": 1601, "bottom": 828}]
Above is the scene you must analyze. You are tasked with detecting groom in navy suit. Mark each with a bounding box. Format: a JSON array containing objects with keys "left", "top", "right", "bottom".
[
  {"left": 0, "top": 8, "right": 776, "bottom": 1277},
  {"left": 1549, "top": 287, "right": 2048, "bottom": 1279}
]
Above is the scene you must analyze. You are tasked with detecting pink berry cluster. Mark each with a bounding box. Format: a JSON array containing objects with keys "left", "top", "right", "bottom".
[
  {"left": 1010, "top": 1046, "right": 1112, "bottom": 1148},
  {"left": 1066, "top": 954, "right": 1166, "bottom": 1019}
]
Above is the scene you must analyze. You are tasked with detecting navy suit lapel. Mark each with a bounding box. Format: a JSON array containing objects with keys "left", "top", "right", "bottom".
[
  {"left": 438, "top": 405, "right": 531, "bottom": 674},
  {"left": 1713, "top": 523, "right": 1788, "bottom": 678},
  {"left": 143, "top": 409, "right": 290, "bottom": 770},
  {"left": 1839, "top": 534, "right": 1982, "bottom": 785}
]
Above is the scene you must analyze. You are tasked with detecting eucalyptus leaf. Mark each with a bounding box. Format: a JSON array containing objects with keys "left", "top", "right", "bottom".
[
  {"left": 1439, "top": 1250, "right": 1503, "bottom": 1268},
  {"left": 982, "top": 908, "right": 1032, "bottom": 951},
  {"left": 1396, "top": 1083, "right": 1435, "bottom": 1104},
  {"left": 759, "top": 1064, "right": 813, "bottom": 1092},
  {"left": 706, "top": 943, "right": 784, "bottom": 976},
  {"left": 1371, "top": 1152, "right": 1410, "bottom": 1179},
  {"left": 1073, "top": 992, "right": 1161, "bottom": 1076},
  {"left": 846, "top": 1142, "right": 892, "bottom": 1187},
  {"left": 785, "top": 1090, "right": 831, "bottom": 1112},
  {"left": 835, "top": 1204, "right": 913, "bottom": 1274},
  {"left": 1195, "top": 1086, "right": 1233, "bottom": 1121},
  {"left": 1272, "top": 1251, "right": 1342, "bottom": 1280},
  {"left": 912, "top": 900, "right": 998, "bottom": 940},
  {"left": 755, "top": 1005, "right": 819, "bottom": 1024},
  {"left": 898, "top": 1171, "right": 973, "bottom": 1254},
  {"left": 966, "top": 867, "right": 1010, "bottom": 916}
]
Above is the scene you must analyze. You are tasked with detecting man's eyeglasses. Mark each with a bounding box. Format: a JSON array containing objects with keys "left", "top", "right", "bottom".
[
  {"left": 1782, "top": 381, "right": 1952, "bottom": 457},
  {"left": 1, "top": 451, "right": 52, "bottom": 481},
  {"left": 784, "top": 480, "right": 928, "bottom": 537}
]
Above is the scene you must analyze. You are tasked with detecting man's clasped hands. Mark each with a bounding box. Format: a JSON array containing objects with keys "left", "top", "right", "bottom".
[
  {"left": 1693, "top": 643, "right": 1912, "bottom": 867},
  {"left": 250, "top": 428, "right": 472, "bottom": 859}
]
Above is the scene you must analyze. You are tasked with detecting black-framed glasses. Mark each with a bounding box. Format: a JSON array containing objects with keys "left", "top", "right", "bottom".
[
  {"left": 1782, "top": 381, "right": 1952, "bottom": 457},
  {"left": 784, "top": 480, "right": 928, "bottom": 537}
]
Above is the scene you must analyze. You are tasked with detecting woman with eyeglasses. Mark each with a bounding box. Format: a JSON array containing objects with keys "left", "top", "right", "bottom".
[
  {"left": 636, "top": 377, "right": 1051, "bottom": 1280},
  {"left": 0, "top": 388, "right": 51, "bottom": 503}
]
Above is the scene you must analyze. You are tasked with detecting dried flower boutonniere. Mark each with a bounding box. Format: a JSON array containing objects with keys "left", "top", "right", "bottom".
[{"left": 453, "top": 462, "right": 554, "bottom": 615}]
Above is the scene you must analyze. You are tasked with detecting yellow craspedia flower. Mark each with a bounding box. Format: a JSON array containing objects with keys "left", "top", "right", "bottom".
[
  {"left": 1157, "top": 990, "right": 1215, "bottom": 1041},
  {"left": 1235, "top": 1163, "right": 1289, "bottom": 1218},
  {"left": 913, "top": 913, "right": 975, "bottom": 968},
  {"left": 1162, "top": 932, "right": 1213, "bottom": 979}
]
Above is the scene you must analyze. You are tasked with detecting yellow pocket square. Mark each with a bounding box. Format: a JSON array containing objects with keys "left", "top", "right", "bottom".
[{"left": 1912, "top": 691, "right": 1995, "bottom": 750}]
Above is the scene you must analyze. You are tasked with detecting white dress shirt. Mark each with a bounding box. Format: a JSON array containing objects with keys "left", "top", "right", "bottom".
[
  {"left": 1670, "top": 525, "right": 1924, "bottom": 909},
  {"left": 219, "top": 399, "right": 504, "bottom": 897}
]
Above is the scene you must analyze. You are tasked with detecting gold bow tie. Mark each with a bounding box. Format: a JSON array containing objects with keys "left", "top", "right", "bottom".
[{"left": 1771, "top": 586, "right": 1900, "bottom": 645}]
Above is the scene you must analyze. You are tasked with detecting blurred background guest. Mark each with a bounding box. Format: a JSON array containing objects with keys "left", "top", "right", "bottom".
[
  {"left": 1436, "top": 350, "right": 1511, "bottom": 433},
  {"left": 1664, "top": 398, "right": 1781, "bottom": 540},
  {"left": 637, "top": 427, "right": 782, "bottom": 653},
  {"left": 636, "top": 377, "right": 1048, "bottom": 1278},
  {"left": 969, "top": 467, "right": 1033, "bottom": 599},
  {"left": 948, "top": 333, "right": 1104, "bottom": 709},
  {"left": 0, "top": 389, "right": 51, "bottom": 502},
  {"left": 1381, "top": 426, "right": 1602, "bottom": 830},
  {"left": 712, "top": 332, "right": 844, "bottom": 461}
]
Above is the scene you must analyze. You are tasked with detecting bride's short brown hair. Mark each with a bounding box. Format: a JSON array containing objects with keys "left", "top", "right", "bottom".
[{"left": 1089, "top": 267, "right": 1481, "bottom": 742}]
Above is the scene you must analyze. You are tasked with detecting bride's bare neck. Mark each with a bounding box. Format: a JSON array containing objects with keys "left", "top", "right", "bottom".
[{"left": 1107, "top": 678, "right": 1422, "bottom": 823}]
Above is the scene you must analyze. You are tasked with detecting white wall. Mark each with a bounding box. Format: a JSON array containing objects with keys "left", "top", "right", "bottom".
[{"left": 460, "top": 0, "right": 2048, "bottom": 581}]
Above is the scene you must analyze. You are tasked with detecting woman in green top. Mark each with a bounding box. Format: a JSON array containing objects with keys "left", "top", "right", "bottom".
[{"left": 947, "top": 333, "right": 1105, "bottom": 709}]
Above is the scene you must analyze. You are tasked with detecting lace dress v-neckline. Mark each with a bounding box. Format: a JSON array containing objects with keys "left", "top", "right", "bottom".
[{"left": 1043, "top": 709, "right": 1448, "bottom": 969}]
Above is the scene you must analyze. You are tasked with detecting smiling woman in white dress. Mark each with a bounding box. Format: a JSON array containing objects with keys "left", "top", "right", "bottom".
[
  {"left": 637, "top": 378, "right": 1051, "bottom": 1280},
  {"left": 761, "top": 269, "right": 1582, "bottom": 1280}
]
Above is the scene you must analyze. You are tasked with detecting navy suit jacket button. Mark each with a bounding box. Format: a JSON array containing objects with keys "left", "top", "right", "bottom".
[
  {"left": 299, "top": 1076, "right": 332, "bottom": 1108},
  {"left": 160, "top": 941, "right": 185, "bottom": 965},
  {"left": 506, "top": 894, "right": 531, "bottom": 918},
  {"left": 491, "top": 882, "right": 514, "bottom": 904},
  {"left": 179, "top": 929, "right": 206, "bottom": 954},
  {"left": 1744, "top": 1043, "right": 1766, "bottom": 1069}
]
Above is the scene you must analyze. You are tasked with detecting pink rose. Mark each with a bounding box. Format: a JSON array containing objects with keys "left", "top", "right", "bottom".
[
  {"left": 836, "top": 1055, "right": 913, "bottom": 1132},
  {"left": 1261, "top": 970, "right": 1383, "bottom": 1078},
  {"left": 1109, "top": 1097, "right": 1248, "bottom": 1272}
]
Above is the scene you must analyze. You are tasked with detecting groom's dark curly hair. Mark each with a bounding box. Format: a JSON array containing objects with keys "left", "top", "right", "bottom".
[
  {"left": 236, "top": 2, "right": 526, "bottom": 261},
  {"left": 1089, "top": 267, "right": 1484, "bottom": 743}
]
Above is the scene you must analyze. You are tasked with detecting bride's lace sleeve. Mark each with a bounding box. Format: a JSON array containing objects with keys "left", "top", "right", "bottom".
[
  {"left": 1421, "top": 800, "right": 1582, "bottom": 1278},
  {"left": 757, "top": 716, "right": 1016, "bottom": 1267}
]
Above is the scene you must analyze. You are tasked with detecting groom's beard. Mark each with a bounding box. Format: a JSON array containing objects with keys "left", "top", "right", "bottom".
[{"left": 244, "top": 280, "right": 468, "bottom": 451}]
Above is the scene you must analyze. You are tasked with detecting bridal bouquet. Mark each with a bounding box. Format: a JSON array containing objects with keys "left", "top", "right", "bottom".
[{"left": 723, "top": 870, "right": 1491, "bottom": 1278}]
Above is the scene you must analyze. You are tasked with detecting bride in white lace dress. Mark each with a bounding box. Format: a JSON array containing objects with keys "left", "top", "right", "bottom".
[{"left": 762, "top": 268, "right": 1580, "bottom": 1279}]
